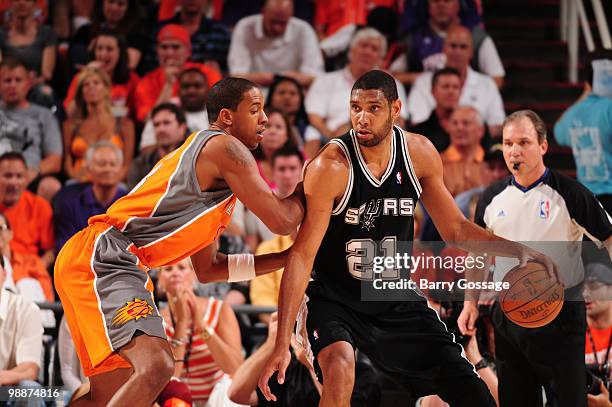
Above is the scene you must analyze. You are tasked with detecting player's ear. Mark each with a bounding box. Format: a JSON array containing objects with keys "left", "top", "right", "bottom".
[
  {"left": 391, "top": 99, "right": 402, "bottom": 119},
  {"left": 218, "top": 108, "right": 233, "bottom": 127}
]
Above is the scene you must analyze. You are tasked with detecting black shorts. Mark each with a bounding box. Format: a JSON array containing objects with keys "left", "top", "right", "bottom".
[{"left": 305, "top": 282, "right": 496, "bottom": 406}]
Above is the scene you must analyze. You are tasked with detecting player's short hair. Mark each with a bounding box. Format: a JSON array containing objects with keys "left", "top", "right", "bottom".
[
  {"left": 206, "top": 77, "right": 258, "bottom": 123},
  {"left": 272, "top": 145, "right": 304, "bottom": 167},
  {"left": 432, "top": 67, "right": 461, "bottom": 89},
  {"left": 0, "top": 152, "right": 26, "bottom": 167},
  {"left": 502, "top": 109, "right": 547, "bottom": 143},
  {"left": 351, "top": 70, "right": 398, "bottom": 104},
  {"left": 151, "top": 102, "right": 187, "bottom": 125}
]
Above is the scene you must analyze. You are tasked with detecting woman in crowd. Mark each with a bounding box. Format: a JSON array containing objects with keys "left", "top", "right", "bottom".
[
  {"left": 64, "top": 29, "right": 139, "bottom": 119},
  {"left": 266, "top": 76, "right": 321, "bottom": 158},
  {"left": 62, "top": 67, "right": 134, "bottom": 181},
  {"left": 158, "top": 258, "right": 245, "bottom": 406},
  {"left": 69, "top": 0, "right": 145, "bottom": 71},
  {"left": 0, "top": 0, "right": 56, "bottom": 106},
  {"left": 253, "top": 107, "right": 301, "bottom": 188}
]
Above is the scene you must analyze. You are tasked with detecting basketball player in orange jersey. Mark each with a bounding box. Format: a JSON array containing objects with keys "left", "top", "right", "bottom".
[
  {"left": 258, "top": 71, "right": 557, "bottom": 407},
  {"left": 54, "top": 77, "right": 305, "bottom": 406}
]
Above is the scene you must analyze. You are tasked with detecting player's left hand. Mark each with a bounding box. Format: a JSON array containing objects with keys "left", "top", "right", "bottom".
[
  {"left": 258, "top": 348, "right": 291, "bottom": 402},
  {"left": 518, "top": 246, "right": 563, "bottom": 286},
  {"left": 587, "top": 381, "right": 612, "bottom": 407}
]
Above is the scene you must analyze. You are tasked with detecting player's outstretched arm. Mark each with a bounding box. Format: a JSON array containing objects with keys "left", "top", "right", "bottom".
[
  {"left": 203, "top": 135, "right": 304, "bottom": 235},
  {"left": 191, "top": 240, "right": 290, "bottom": 283},
  {"left": 258, "top": 147, "right": 348, "bottom": 402},
  {"left": 408, "top": 132, "right": 559, "bottom": 278}
]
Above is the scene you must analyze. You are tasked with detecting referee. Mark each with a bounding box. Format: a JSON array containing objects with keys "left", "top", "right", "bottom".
[{"left": 458, "top": 110, "right": 612, "bottom": 407}]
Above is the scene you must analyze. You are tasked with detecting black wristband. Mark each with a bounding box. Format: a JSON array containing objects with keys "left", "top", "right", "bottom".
[{"left": 474, "top": 358, "right": 489, "bottom": 371}]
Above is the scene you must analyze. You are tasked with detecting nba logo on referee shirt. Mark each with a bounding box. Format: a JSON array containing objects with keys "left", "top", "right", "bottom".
[{"left": 539, "top": 200, "right": 550, "bottom": 219}]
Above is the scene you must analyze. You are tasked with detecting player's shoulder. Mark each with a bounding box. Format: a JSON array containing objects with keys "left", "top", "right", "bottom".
[
  {"left": 304, "top": 141, "right": 350, "bottom": 196},
  {"left": 307, "top": 140, "right": 350, "bottom": 174}
]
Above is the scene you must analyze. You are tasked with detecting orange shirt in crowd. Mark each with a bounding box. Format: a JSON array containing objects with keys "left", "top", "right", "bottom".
[
  {"left": 63, "top": 71, "right": 140, "bottom": 119},
  {"left": 585, "top": 326, "right": 612, "bottom": 366},
  {"left": 11, "top": 251, "right": 54, "bottom": 301},
  {"left": 0, "top": 190, "right": 54, "bottom": 256},
  {"left": 134, "top": 62, "right": 221, "bottom": 122},
  {"left": 315, "top": 0, "right": 402, "bottom": 37},
  {"left": 0, "top": 0, "right": 47, "bottom": 25}
]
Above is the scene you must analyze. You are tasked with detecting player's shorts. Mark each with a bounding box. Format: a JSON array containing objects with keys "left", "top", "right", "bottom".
[
  {"left": 303, "top": 281, "right": 496, "bottom": 406},
  {"left": 54, "top": 222, "right": 166, "bottom": 376}
]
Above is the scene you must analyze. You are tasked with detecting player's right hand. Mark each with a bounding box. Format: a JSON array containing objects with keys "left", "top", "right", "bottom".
[
  {"left": 457, "top": 300, "right": 479, "bottom": 336},
  {"left": 258, "top": 348, "right": 291, "bottom": 402}
]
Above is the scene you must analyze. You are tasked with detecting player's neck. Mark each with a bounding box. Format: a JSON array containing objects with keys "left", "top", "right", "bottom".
[
  {"left": 588, "top": 311, "right": 612, "bottom": 330},
  {"left": 359, "top": 131, "right": 393, "bottom": 169},
  {"left": 513, "top": 164, "right": 547, "bottom": 189}
]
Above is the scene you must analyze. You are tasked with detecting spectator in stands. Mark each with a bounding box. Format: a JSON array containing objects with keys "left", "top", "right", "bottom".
[
  {"left": 554, "top": 50, "right": 612, "bottom": 213},
  {"left": 155, "top": 0, "right": 231, "bottom": 72},
  {"left": 0, "top": 254, "right": 44, "bottom": 401},
  {"left": 392, "top": 0, "right": 504, "bottom": 87},
  {"left": 0, "top": 152, "right": 54, "bottom": 270},
  {"left": 62, "top": 67, "right": 135, "bottom": 182},
  {"left": 139, "top": 67, "right": 208, "bottom": 150},
  {"left": 248, "top": 146, "right": 303, "bottom": 319},
  {"left": 266, "top": 75, "right": 321, "bottom": 158},
  {"left": 128, "top": 104, "right": 187, "bottom": 189},
  {"left": 306, "top": 28, "right": 409, "bottom": 141},
  {"left": 158, "top": 257, "right": 244, "bottom": 405},
  {"left": 54, "top": 142, "right": 127, "bottom": 254},
  {"left": 410, "top": 67, "right": 461, "bottom": 152},
  {"left": 134, "top": 24, "right": 221, "bottom": 123},
  {"left": 407, "top": 25, "right": 505, "bottom": 137},
  {"left": 0, "top": 213, "right": 52, "bottom": 303},
  {"left": 253, "top": 107, "right": 301, "bottom": 188},
  {"left": 0, "top": 58, "right": 63, "bottom": 202},
  {"left": 0, "top": 0, "right": 56, "bottom": 107},
  {"left": 69, "top": 0, "right": 146, "bottom": 71},
  {"left": 228, "top": 0, "right": 324, "bottom": 88},
  {"left": 58, "top": 315, "right": 87, "bottom": 397},
  {"left": 583, "top": 263, "right": 612, "bottom": 407},
  {"left": 441, "top": 106, "right": 486, "bottom": 196},
  {"left": 64, "top": 29, "right": 140, "bottom": 120}
]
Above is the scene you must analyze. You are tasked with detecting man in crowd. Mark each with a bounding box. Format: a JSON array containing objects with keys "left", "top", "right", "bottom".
[
  {"left": 128, "top": 104, "right": 187, "bottom": 189},
  {"left": 408, "top": 26, "right": 505, "bottom": 137},
  {"left": 229, "top": 0, "right": 324, "bottom": 88},
  {"left": 0, "top": 152, "right": 54, "bottom": 270},
  {"left": 54, "top": 142, "right": 127, "bottom": 253},
  {"left": 0, "top": 58, "right": 62, "bottom": 202},
  {"left": 410, "top": 67, "right": 461, "bottom": 152}
]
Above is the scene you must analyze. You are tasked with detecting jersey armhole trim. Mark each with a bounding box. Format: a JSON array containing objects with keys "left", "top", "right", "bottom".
[
  {"left": 397, "top": 127, "right": 423, "bottom": 196},
  {"left": 330, "top": 139, "right": 354, "bottom": 215}
]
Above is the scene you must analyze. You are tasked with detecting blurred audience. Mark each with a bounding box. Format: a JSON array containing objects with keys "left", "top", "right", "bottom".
[
  {"left": 134, "top": 24, "right": 221, "bottom": 123},
  {"left": 306, "top": 28, "right": 409, "bottom": 142},
  {"left": 409, "top": 67, "right": 461, "bottom": 152},
  {"left": 265, "top": 75, "right": 321, "bottom": 158},
  {"left": 554, "top": 50, "right": 612, "bottom": 213},
  {"left": 0, "top": 253, "right": 44, "bottom": 398},
  {"left": 128, "top": 104, "right": 187, "bottom": 189},
  {"left": 140, "top": 67, "right": 207, "bottom": 151},
  {"left": 228, "top": 0, "right": 324, "bottom": 88},
  {"left": 0, "top": 0, "right": 57, "bottom": 107},
  {"left": 391, "top": 0, "right": 504, "bottom": 87},
  {"left": 0, "top": 57, "right": 62, "bottom": 201},
  {"left": 58, "top": 315, "right": 87, "bottom": 396},
  {"left": 158, "top": 258, "right": 245, "bottom": 406},
  {"left": 0, "top": 152, "right": 54, "bottom": 270},
  {"left": 62, "top": 67, "right": 135, "bottom": 181},
  {"left": 54, "top": 142, "right": 127, "bottom": 254},
  {"left": 441, "top": 106, "right": 486, "bottom": 196},
  {"left": 64, "top": 29, "right": 140, "bottom": 120},
  {"left": 407, "top": 26, "right": 505, "bottom": 137},
  {"left": 69, "top": 0, "right": 146, "bottom": 71},
  {"left": 154, "top": 0, "right": 231, "bottom": 72}
]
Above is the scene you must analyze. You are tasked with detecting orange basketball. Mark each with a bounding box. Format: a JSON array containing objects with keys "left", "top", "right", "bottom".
[{"left": 500, "top": 261, "right": 564, "bottom": 328}]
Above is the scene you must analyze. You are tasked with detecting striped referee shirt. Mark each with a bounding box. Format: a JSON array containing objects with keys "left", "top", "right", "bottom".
[{"left": 475, "top": 168, "right": 612, "bottom": 288}]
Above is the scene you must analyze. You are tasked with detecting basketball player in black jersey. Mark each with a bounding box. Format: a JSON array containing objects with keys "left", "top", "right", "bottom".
[{"left": 258, "top": 70, "right": 557, "bottom": 406}]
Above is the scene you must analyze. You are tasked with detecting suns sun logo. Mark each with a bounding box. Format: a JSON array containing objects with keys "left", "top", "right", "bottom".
[{"left": 111, "top": 298, "right": 153, "bottom": 327}]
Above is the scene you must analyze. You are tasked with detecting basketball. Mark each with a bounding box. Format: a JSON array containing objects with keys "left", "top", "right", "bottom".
[{"left": 500, "top": 261, "right": 564, "bottom": 328}]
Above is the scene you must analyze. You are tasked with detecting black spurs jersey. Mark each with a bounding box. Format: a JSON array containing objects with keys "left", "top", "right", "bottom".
[{"left": 310, "top": 126, "right": 422, "bottom": 314}]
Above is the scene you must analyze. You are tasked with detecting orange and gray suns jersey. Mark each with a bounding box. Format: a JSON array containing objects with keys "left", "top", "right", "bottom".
[{"left": 89, "top": 130, "right": 237, "bottom": 268}]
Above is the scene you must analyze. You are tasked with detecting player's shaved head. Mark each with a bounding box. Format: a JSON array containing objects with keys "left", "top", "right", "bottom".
[
  {"left": 207, "top": 77, "right": 258, "bottom": 122},
  {"left": 352, "top": 70, "right": 398, "bottom": 104}
]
